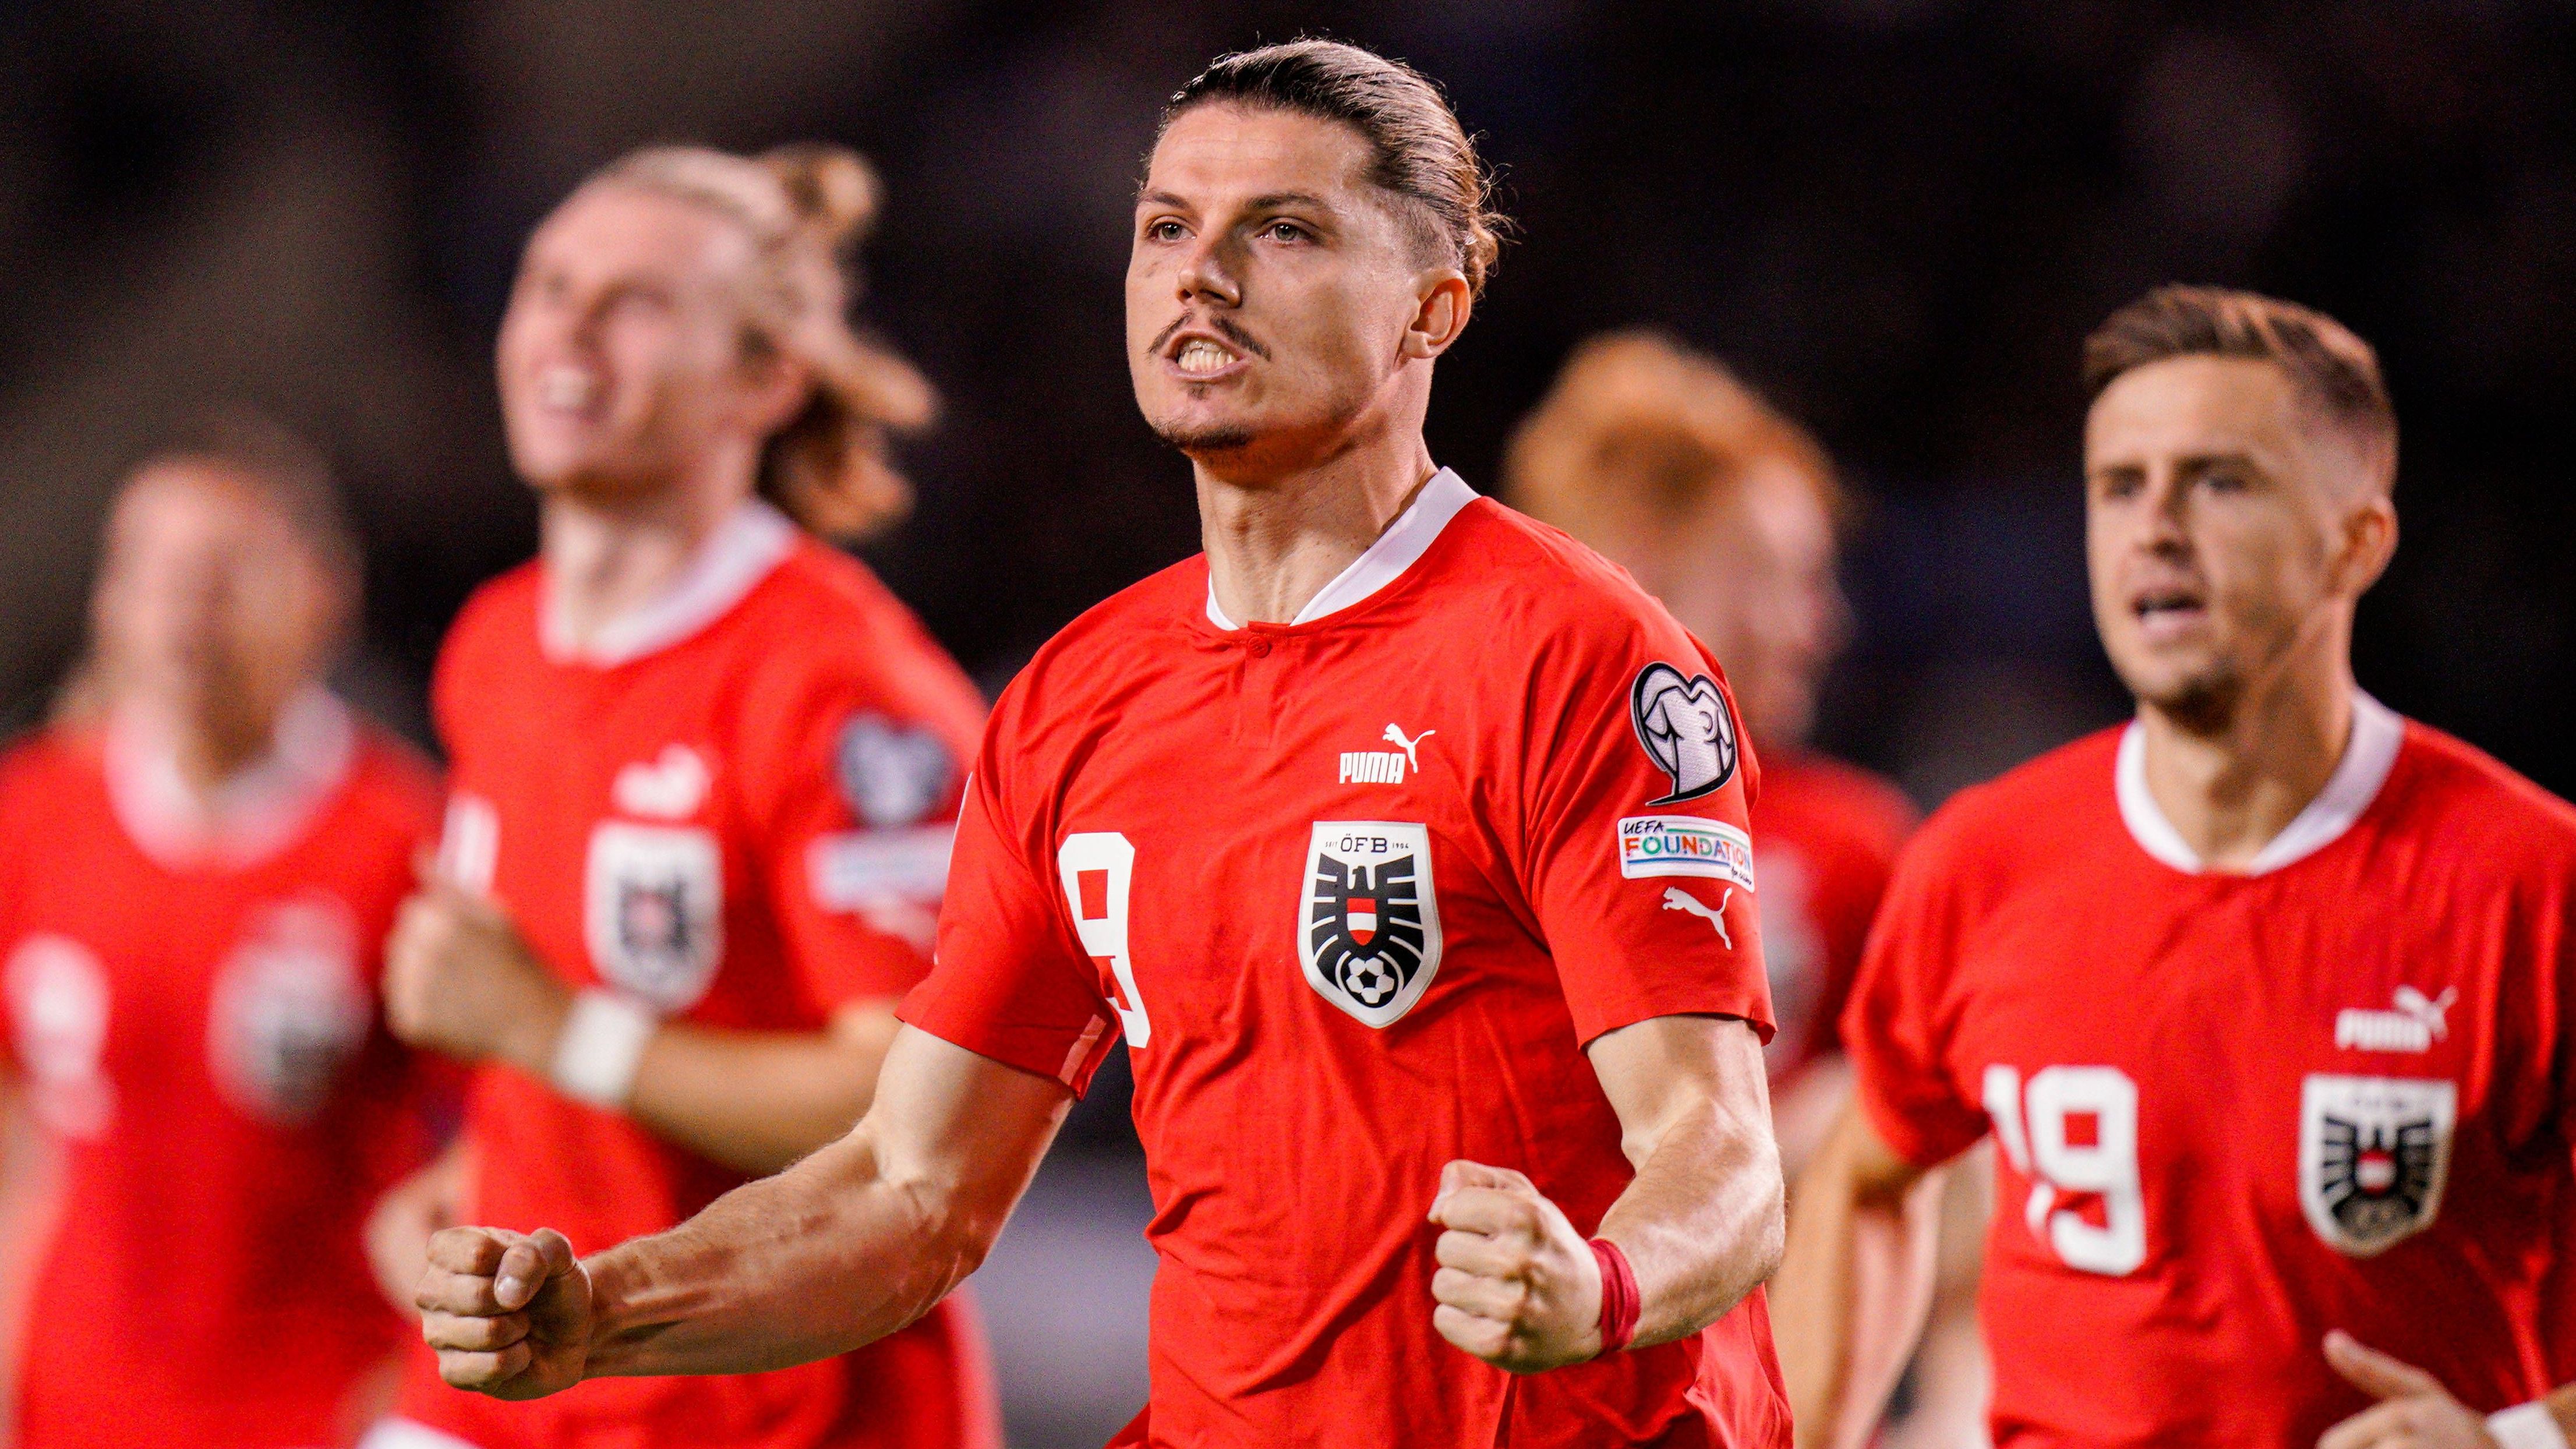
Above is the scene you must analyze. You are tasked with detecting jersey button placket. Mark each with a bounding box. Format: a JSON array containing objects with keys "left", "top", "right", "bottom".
[{"left": 1232, "top": 632, "right": 1285, "bottom": 745}]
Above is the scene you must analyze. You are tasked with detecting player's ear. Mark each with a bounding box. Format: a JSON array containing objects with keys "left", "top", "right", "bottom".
[
  {"left": 2330, "top": 493, "right": 2398, "bottom": 600},
  {"left": 1403, "top": 271, "right": 1472, "bottom": 362}
]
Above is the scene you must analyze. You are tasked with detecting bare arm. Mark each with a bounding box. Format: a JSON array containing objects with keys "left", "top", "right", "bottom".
[
  {"left": 621, "top": 1004, "right": 903, "bottom": 1174},
  {"left": 418, "top": 1026, "right": 1069, "bottom": 1397},
  {"left": 386, "top": 867, "right": 906, "bottom": 1174},
  {"left": 1771, "top": 1099, "right": 1945, "bottom": 1449},
  {"left": 1427, "top": 1013, "right": 1785, "bottom": 1371}
]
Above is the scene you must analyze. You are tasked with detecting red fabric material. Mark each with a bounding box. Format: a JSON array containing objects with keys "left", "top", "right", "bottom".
[
  {"left": 1844, "top": 720, "right": 2576, "bottom": 1447},
  {"left": 0, "top": 727, "right": 450, "bottom": 1448},
  {"left": 1592, "top": 1238, "right": 1642, "bottom": 1355},
  {"left": 1742, "top": 751, "right": 1914, "bottom": 1085},
  {"left": 906, "top": 497, "right": 1787, "bottom": 1447},
  {"left": 397, "top": 535, "right": 996, "bottom": 1449}
]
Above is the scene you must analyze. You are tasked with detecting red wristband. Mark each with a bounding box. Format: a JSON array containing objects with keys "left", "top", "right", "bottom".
[{"left": 1589, "top": 1237, "right": 1640, "bottom": 1356}]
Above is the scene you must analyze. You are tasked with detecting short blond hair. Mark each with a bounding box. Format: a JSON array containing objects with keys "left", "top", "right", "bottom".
[
  {"left": 586, "top": 142, "right": 936, "bottom": 540},
  {"left": 1504, "top": 331, "right": 1843, "bottom": 544}
]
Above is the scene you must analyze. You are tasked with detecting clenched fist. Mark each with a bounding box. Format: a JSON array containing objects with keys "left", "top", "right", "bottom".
[
  {"left": 1427, "top": 1160, "right": 1606, "bottom": 1373},
  {"left": 418, "top": 1226, "right": 593, "bottom": 1400},
  {"left": 384, "top": 854, "right": 568, "bottom": 1069}
]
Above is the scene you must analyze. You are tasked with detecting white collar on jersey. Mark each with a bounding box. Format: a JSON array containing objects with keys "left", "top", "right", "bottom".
[
  {"left": 2115, "top": 690, "right": 2405, "bottom": 877},
  {"left": 540, "top": 498, "right": 798, "bottom": 667},
  {"left": 103, "top": 685, "right": 357, "bottom": 871},
  {"left": 1204, "top": 467, "right": 1478, "bottom": 631}
]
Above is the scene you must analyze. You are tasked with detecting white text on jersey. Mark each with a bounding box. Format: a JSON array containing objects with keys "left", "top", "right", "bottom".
[{"left": 2334, "top": 985, "right": 2455, "bottom": 1054}]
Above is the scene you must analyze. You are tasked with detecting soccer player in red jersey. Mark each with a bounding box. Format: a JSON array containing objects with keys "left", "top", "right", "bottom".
[
  {"left": 0, "top": 419, "right": 448, "bottom": 1448},
  {"left": 355, "top": 144, "right": 997, "bottom": 1449},
  {"left": 1504, "top": 332, "right": 1916, "bottom": 1172},
  {"left": 1506, "top": 334, "right": 1993, "bottom": 1449},
  {"left": 411, "top": 40, "right": 1793, "bottom": 1448},
  {"left": 1773, "top": 286, "right": 2576, "bottom": 1449}
]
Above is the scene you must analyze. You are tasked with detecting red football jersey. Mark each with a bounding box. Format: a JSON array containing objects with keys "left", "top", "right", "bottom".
[
  {"left": 0, "top": 695, "right": 447, "bottom": 1449},
  {"left": 1745, "top": 752, "right": 1912, "bottom": 1085},
  {"left": 904, "top": 472, "right": 1793, "bottom": 1448},
  {"left": 1844, "top": 696, "right": 2576, "bottom": 1447},
  {"left": 391, "top": 502, "right": 998, "bottom": 1449}
]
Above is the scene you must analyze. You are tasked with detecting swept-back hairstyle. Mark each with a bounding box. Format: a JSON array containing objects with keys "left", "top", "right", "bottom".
[
  {"left": 2083, "top": 285, "right": 2397, "bottom": 490},
  {"left": 588, "top": 142, "right": 937, "bottom": 540},
  {"left": 1161, "top": 40, "right": 1507, "bottom": 295}
]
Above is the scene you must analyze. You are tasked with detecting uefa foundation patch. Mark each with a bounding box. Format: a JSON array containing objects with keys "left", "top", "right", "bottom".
[{"left": 1616, "top": 816, "right": 1756, "bottom": 890}]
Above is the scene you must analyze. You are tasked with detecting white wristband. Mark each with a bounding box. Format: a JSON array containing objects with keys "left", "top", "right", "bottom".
[
  {"left": 2490, "top": 1403, "right": 2573, "bottom": 1449},
  {"left": 549, "top": 990, "right": 659, "bottom": 1109}
]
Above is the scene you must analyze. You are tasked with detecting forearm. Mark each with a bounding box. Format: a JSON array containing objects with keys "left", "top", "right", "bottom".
[
  {"left": 621, "top": 1013, "right": 898, "bottom": 1175},
  {"left": 1595, "top": 1091, "right": 1785, "bottom": 1347},
  {"left": 1772, "top": 1116, "right": 1939, "bottom": 1449},
  {"left": 580, "top": 1119, "right": 986, "bottom": 1377}
]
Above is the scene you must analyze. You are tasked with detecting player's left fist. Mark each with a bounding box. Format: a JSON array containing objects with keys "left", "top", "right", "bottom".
[
  {"left": 2317, "top": 1331, "right": 2500, "bottom": 1449},
  {"left": 384, "top": 852, "right": 569, "bottom": 1070},
  {"left": 1427, "top": 1159, "right": 1605, "bottom": 1374}
]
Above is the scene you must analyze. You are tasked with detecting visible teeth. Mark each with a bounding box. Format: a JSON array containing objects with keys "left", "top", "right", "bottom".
[
  {"left": 540, "top": 366, "right": 599, "bottom": 409},
  {"left": 1177, "top": 341, "right": 1233, "bottom": 376}
]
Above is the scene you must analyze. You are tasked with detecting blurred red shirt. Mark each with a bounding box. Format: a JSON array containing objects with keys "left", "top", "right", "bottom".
[
  {"left": 1845, "top": 701, "right": 2576, "bottom": 1446},
  {"left": 906, "top": 473, "right": 1792, "bottom": 1448},
  {"left": 390, "top": 501, "right": 998, "bottom": 1449},
  {"left": 0, "top": 692, "right": 448, "bottom": 1448},
  {"left": 1744, "top": 750, "right": 1912, "bottom": 1087}
]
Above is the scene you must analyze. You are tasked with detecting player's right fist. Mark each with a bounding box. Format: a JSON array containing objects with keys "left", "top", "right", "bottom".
[{"left": 416, "top": 1225, "right": 593, "bottom": 1400}]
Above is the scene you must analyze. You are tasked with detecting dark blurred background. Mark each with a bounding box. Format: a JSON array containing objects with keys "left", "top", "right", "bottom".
[{"left": 2, "top": 2, "right": 2571, "bottom": 1442}]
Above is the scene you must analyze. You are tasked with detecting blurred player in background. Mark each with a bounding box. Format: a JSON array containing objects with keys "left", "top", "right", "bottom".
[
  {"left": 359, "top": 143, "right": 995, "bottom": 1449},
  {"left": 1775, "top": 287, "right": 2576, "bottom": 1449},
  {"left": 0, "top": 416, "right": 448, "bottom": 1447},
  {"left": 414, "top": 40, "right": 1792, "bottom": 1448},
  {"left": 1505, "top": 333, "right": 1912, "bottom": 1173},
  {"left": 1507, "top": 334, "right": 1988, "bottom": 1449}
]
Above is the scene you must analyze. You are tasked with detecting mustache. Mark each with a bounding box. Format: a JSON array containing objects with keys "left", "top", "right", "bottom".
[{"left": 1149, "top": 313, "right": 1273, "bottom": 362}]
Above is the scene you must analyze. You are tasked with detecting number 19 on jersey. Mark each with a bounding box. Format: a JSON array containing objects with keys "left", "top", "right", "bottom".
[{"left": 1985, "top": 1063, "right": 2146, "bottom": 1276}]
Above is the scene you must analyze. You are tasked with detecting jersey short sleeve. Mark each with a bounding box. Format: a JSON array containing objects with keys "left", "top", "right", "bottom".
[
  {"left": 900, "top": 690, "right": 1119, "bottom": 1094},
  {"left": 743, "top": 660, "right": 978, "bottom": 1011},
  {"left": 1520, "top": 618, "right": 1776, "bottom": 1047},
  {"left": 1839, "top": 819, "right": 1991, "bottom": 1168}
]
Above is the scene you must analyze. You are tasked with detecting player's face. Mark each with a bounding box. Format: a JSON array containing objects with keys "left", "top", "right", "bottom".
[
  {"left": 91, "top": 464, "right": 338, "bottom": 756},
  {"left": 1625, "top": 464, "right": 1844, "bottom": 745},
  {"left": 497, "top": 184, "right": 786, "bottom": 501},
  {"left": 2086, "top": 355, "right": 2384, "bottom": 726},
  {"left": 1128, "top": 104, "right": 1466, "bottom": 465}
]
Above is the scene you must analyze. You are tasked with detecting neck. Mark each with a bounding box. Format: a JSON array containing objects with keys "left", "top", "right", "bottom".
[
  {"left": 2136, "top": 636, "right": 2356, "bottom": 872},
  {"left": 1196, "top": 425, "right": 1437, "bottom": 626},
  {"left": 539, "top": 465, "right": 750, "bottom": 651},
  {"left": 120, "top": 690, "right": 289, "bottom": 797}
]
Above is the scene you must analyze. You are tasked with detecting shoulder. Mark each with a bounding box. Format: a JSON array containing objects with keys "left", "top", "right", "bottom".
[
  {"left": 994, "top": 554, "right": 1206, "bottom": 722},
  {"left": 337, "top": 722, "right": 445, "bottom": 840},
  {"left": 1420, "top": 502, "right": 1715, "bottom": 723},
  {"left": 1902, "top": 728, "right": 2123, "bottom": 877},
  {"left": 0, "top": 727, "right": 89, "bottom": 810},
  {"left": 728, "top": 540, "right": 986, "bottom": 743},
  {"left": 437, "top": 562, "right": 541, "bottom": 678},
  {"left": 2383, "top": 719, "right": 2576, "bottom": 864},
  {"left": 1447, "top": 499, "right": 1679, "bottom": 650}
]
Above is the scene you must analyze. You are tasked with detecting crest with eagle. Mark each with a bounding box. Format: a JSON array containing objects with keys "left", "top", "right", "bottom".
[{"left": 1300, "top": 822, "right": 1444, "bottom": 1028}]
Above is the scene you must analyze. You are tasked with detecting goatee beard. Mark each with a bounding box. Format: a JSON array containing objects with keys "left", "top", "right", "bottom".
[
  {"left": 1153, "top": 422, "right": 1257, "bottom": 455},
  {"left": 2141, "top": 667, "right": 2243, "bottom": 736}
]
